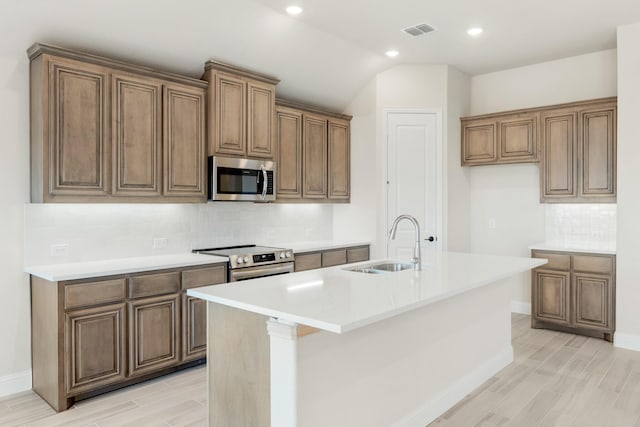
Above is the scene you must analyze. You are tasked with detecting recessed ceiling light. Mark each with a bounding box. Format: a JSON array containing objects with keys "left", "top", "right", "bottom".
[
  {"left": 286, "top": 5, "right": 303, "bottom": 15},
  {"left": 467, "top": 27, "right": 484, "bottom": 36},
  {"left": 386, "top": 50, "right": 399, "bottom": 58}
]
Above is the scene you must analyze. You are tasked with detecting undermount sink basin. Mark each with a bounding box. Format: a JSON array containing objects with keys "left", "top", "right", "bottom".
[{"left": 346, "top": 261, "right": 416, "bottom": 274}]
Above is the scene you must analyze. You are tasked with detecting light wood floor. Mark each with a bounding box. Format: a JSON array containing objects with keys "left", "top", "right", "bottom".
[
  {"left": 0, "top": 364, "right": 207, "bottom": 427},
  {"left": 2, "top": 314, "right": 640, "bottom": 426},
  {"left": 430, "top": 314, "right": 640, "bottom": 427}
]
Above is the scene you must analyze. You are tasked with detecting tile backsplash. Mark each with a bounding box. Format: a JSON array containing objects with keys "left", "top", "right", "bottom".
[
  {"left": 24, "top": 203, "right": 333, "bottom": 266},
  {"left": 545, "top": 204, "right": 616, "bottom": 247}
]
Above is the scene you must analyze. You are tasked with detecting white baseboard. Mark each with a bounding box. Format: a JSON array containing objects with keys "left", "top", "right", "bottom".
[
  {"left": 392, "top": 346, "right": 514, "bottom": 427},
  {"left": 614, "top": 332, "right": 640, "bottom": 352},
  {"left": 510, "top": 301, "right": 531, "bottom": 315},
  {"left": 0, "top": 370, "right": 32, "bottom": 398}
]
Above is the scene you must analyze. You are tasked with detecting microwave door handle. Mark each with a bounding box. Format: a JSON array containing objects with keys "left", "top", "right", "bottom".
[{"left": 260, "top": 165, "right": 267, "bottom": 200}]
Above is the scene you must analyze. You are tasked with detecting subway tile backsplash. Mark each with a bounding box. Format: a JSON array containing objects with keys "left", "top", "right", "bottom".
[
  {"left": 24, "top": 203, "right": 333, "bottom": 266},
  {"left": 544, "top": 204, "right": 616, "bottom": 247}
]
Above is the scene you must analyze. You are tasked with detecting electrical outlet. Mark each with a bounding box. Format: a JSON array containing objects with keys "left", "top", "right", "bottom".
[
  {"left": 50, "top": 244, "right": 69, "bottom": 257},
  {"left": 153, "top": 237, "right": 168, "bottom": 249},
  {"left": 488, "top": 218, "right": 496, "bottom": 229}
]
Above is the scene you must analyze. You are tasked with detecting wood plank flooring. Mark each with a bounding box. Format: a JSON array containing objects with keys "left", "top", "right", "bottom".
[
  {"left": 1, "top": 314, "right": 640, "bottom": 426},
  {"left": 0, "top": 365, "right": 207, "bottom": 427},
  {"left": 430, "top": 314, "right": 640, "bottom": 427}
]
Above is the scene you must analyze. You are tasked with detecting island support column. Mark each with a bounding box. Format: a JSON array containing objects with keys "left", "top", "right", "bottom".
[{"left": 266, "top": 319, "right": 299, "bottom": 427}]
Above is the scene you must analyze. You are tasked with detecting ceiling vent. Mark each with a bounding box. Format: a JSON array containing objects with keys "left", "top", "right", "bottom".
[{"left": 402, "top": 23, "right": 436, "bottom": 37}]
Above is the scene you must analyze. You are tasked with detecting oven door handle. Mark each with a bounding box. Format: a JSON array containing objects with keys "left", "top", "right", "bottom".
[
  {"left": 260, "top": 165, "right": 268, "bottom": 200},
  {"left": 230, "top": 263, "right": 294, "bottom": 281}
]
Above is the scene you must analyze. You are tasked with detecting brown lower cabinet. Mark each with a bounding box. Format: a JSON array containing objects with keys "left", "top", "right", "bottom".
[
  {"left": 531, "top": 250, "right": 615, "bottom": 341},
  {"left": 31, "top": 262, "right": 226, "bottom": 412},
  {"left": 294, "top": 244, "right": 370, "bottom": 272}
]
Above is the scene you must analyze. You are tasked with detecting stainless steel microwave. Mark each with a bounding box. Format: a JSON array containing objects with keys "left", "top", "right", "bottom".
[{"left": 208, "top": 156, "right": 276, "bottom": 202}]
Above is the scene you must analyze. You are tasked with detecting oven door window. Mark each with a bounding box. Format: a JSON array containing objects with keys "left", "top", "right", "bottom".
[{"left": 217, "top": 167, "right": 260, "bottom": 195}]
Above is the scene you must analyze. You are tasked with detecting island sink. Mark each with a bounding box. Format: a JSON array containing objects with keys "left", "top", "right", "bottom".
[{"left": 346, "top": 261, "right": 415, "bottom": 274}]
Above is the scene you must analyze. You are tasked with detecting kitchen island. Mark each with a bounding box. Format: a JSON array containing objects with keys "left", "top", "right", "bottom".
[{"left": 188, "top": 251, "right": 546, "bottom": 427}]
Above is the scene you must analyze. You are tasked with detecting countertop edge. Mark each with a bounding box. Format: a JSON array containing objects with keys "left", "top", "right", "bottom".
[
  {"left": 25, "top": 254, "right": 229, "bottom": 282},
  {"left": 528, "top": 243, "right": 616, "bottom": 255}
]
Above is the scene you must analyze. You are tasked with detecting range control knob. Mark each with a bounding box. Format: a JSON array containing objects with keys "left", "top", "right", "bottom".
[
  {"left": 236, "top": 257, "right": 244, "bottom": 265},
  {"left": 285, "top": 251, "right": 292, "bottom": 258},
  {"left": 243, "top": 256, "right": 250, "bottom": 263},
  {"left": 280, "top": 252, "right": 286, "bottom": 259}
]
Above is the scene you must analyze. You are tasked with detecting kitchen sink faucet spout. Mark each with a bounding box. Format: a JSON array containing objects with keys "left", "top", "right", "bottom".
[{"left": 388, "top": 214, "right": 421, "bottom": 270}]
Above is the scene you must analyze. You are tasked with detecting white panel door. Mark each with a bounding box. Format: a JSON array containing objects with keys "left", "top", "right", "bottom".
[{"left": 386, "top": 111, "right": 439, "bottom": 258}]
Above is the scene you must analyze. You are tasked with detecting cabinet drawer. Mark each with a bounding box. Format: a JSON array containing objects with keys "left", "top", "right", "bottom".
[
  {"left": 573, "top": 255, "right": 614, "bottom": 274},
  {"left": 322, "top": 249, "right": 347, "bottom": 267},
  {"left": 295, "top": 253, "right": 322, "bottom": 272},
  {"left": 532, "top": 251, "right": 570, "bottom": 271},
  {"left": 347, "top": 246, "right": 369, "bottom": 263},
  {"left": 65, "top": 278, "right": 126, "bottom": 310},
  {"left": 181, "top": 265, "right": 227, "bottom": 290},
  {"left": 129, "top": 271, "right": 180, "bottom": 299}
]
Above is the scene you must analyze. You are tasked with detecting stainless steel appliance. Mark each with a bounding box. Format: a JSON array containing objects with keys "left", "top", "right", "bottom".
[
  {"left": 208, "top": 156, "right": 275, "bottom": 202},
  {"left": 194, "top": 245, "right": 294, "bottom": 282}
]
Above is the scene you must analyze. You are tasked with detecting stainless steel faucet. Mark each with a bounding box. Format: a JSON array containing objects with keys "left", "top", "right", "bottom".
[{"left": 388, "top": 214, "right": 421, "bottom": 270}]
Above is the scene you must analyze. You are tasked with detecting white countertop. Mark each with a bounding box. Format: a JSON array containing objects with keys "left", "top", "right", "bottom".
[
  {"left": 188, "top": 251, "right": 546, "bottom": 334},
  {"left": 272, "top": 240, "right": 371, "bottom": 253},
  {"left": 528, "top": 241, "right": 616, "bottom": 255},
  {"left": 25, "top": 253, "right": 229, "bottom": 282}
]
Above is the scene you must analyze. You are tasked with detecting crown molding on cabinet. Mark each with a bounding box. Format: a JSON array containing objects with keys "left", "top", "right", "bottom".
[
  {"left": 204, "top": 60, "right": 280, "bottom": 86},
  {"left": 276, "top": 98, "right": 352, "bottom": 121},
  {"left": 28, "top": 42, "right": 208, "bottom": 88}
]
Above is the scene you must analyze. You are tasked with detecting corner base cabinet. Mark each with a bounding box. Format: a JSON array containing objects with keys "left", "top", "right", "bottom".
[
  {"left": 30, "top": 262, "right": 226, "bottom": 412},
  {"left": 531, "top": 250, "right": 615, "bottom": 342}
]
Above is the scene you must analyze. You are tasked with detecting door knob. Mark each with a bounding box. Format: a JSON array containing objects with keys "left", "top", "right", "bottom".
[{"left": 425, "top": 236, "right": 437, "bottom": 242}]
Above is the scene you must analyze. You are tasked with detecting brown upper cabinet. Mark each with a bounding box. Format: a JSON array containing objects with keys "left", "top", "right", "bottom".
[
  {"left": 29, "top": 43, "right": 207, "bottom": 203},
  {"left": 540, "top": 98, "right": 616, "bottom": 203},
  {"left": 461, "top": 111, "right": 540, "bottom": 166},
  {"left": 202, "top": 61, "right": 279, "bottom": 159},
  {"left": 461, "top": 97, "right": 616, "bottom": 203},
  {"left": 276, "top": 99, "right": 351, "bottom": 203}
]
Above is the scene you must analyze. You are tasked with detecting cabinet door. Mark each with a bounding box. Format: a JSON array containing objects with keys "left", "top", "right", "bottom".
[
  {"left": 328, "top": 119, "right": 350, "bottom": 200},
  {"left": 48, "top": 58, "right": 110, "bottom": 197},
  {"left": 112, "top": 73, "right": 162, "bottom": 196},
  {"left": 182, "top": 294, "right": 207, "bottom": 362},
  {"left": 294, "top": 252, "right": 322, "bottom": 272},
  {"left": 276, "top": 107, "right": 303, "bottom": 199},
  {"left": 247, "top": 81, "right": 275, "bottom": 158},
  {"left": 461, "top": 120, "right": 497, "bottom": 165},
  {"left": 541, "top": 111, "right": 578, "bottom": 201},
  {"left": 580, "top": 107, "right": 616, "bottom": 200},
  {"left": 573, "top": 273, "right": 613, "bottom": 331},
  {"left": 214, "top": 73, "right": 246, "bottom": 156},
  {"left": 163, "top": 84, "right": 206, "bottom": 199},
  {"left": 498, "top": 114, "right": 538, "bottom": 163},
  {"left": 322, "top": 249, "right": 347, "bottom": 267},
  {"left": 346, "top": 246, "right": 369, "bottom": 263},
  {"left": 302, "top": 114, "right": 328, "bottom": 198},
  {"left": 532, "top": 269, "right": 570, "bottom": 325},
  {"left": 129, "top": 294, "right": 180, "bottom": 377},
  {"left": 65, "top": 303, "right": 126, "bottom": 395}
]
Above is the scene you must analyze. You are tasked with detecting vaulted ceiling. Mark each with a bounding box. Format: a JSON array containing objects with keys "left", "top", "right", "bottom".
[{"left": 2, "top": 0, "right": 640, "bottom": 111}]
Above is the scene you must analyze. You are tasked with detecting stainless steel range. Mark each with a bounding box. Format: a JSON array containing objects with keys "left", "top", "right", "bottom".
[{"left": 194, "top": 245, "right": 295, "bottom": 282}]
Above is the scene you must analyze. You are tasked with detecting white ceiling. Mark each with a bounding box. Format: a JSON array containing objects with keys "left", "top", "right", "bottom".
[{"left": 2, "top": 0, "right": 640, "bottom": 111}]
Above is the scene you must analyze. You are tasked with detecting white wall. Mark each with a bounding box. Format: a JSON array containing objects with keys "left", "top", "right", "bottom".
[
  {"left": 469, "top": 50, "right": 618, "bottom": 311},
  {"left": 446, "top": 67, "right": 471, "bottom": 252},
  {"left": 0, "top": 54, "right": 31, "bottom": 392},
  {"left": 615, "top": 22, "right": 640, "bottom": 350},
  {"left": 25, "top": 203, "right": 334, "bottom": 266}
]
